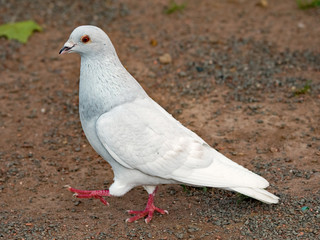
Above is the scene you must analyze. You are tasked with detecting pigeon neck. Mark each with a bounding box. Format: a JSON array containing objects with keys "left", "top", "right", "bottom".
[{"left": 78, "top": 55, "right": 147, "bottom": 120}]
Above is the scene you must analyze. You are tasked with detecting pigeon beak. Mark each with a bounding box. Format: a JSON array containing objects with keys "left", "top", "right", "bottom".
[{"left": 59, "top": 41, "right": 75, "bottom": 55}]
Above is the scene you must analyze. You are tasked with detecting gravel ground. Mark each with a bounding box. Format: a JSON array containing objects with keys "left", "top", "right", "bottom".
[{"left": 0, "top": 0, "right": 319, "bottom": 239}]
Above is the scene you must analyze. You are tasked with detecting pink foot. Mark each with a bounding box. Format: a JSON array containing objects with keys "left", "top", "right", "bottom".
[
  {"left": 126, "top": 187, "right": 168, "bottom": 223},
  {"left": 65, "top": 185, "right": 111, "bottom": 206}
]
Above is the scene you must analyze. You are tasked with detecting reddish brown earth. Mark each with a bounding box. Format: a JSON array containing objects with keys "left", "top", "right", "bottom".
[{"left": 1, "top": 0, "right": 319, "bottom": 239}]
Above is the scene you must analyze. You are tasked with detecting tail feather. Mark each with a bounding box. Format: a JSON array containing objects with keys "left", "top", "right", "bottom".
[{"left": 229, "top": 187, "right": 279, "bottom": 204}]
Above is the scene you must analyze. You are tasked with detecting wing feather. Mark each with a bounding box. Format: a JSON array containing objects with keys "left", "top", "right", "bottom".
[{"left": 96, "top": 97, "right": 269, "bottom": 188}]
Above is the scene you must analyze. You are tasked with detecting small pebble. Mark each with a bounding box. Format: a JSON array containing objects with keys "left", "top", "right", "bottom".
[{"left": 159, "top": 53, "right": 172, "bottom": 64}]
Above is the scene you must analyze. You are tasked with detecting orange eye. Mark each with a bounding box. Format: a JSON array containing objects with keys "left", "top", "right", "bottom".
[{"left": 81, "top": 35, "right": 90, "bottom": 43}]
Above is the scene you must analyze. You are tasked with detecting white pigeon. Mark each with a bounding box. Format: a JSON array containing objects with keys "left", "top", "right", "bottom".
[{"left": 59, "top": 25, "right": 279, "bottom": 223}]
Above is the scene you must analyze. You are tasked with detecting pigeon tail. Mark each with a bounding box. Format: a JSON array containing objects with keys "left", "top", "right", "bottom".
[{"left": 229, "top": 186, "right": 279, "bottom": 204}]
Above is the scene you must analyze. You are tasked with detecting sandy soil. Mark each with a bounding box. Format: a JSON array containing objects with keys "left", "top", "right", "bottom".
[{"left": 1, "top": 0, "right": 319, "bottom": 239}]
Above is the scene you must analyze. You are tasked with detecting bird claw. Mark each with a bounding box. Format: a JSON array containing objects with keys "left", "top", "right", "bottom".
[
  {"left": 125, "top": 187, "right": 168, "bottom": 223},
  {"left": 126, "top": 206, "right": 168, "bottom": 223},
  {"left": 96, "top": 196, "right": 109, "bottom": 206},
  {"left": 65, "top": 186, "right": 110, "bottom": 206}
]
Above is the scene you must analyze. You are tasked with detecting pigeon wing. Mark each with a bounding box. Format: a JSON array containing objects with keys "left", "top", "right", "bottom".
[{"left": 95, "top": 98, "right": 269, "bottom": 189}]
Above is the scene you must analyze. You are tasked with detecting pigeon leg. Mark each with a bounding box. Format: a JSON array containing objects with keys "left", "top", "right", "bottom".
[
  {"left": 126, "top": 187, "right": 168, "bottom": 223},
  {"left": 65, "top": 185, "right": 111, "bottom": 206}
]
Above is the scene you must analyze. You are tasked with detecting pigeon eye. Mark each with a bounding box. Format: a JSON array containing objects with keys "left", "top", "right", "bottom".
[{"left": 81, "top": 35, "right": 90, "bottom": 43}]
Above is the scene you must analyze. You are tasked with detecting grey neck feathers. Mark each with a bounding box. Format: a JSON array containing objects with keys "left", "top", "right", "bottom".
[{"left": 78, "top": 54, "right": 147, "bottom": 121}]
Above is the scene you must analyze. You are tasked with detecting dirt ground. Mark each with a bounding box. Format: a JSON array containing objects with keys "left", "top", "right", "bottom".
[{"left": 1, "top": 0, "right": 319, "bottom": 239}]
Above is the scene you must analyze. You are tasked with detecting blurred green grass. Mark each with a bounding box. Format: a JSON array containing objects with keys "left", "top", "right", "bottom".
[
  {"left": 165, "top": 0, "right": 186, "bottom": 14},
  {"left": 296, "top": 0, "right": 320, "bottom": 9}
]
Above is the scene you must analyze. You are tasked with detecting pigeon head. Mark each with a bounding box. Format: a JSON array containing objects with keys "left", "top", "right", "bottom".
[{"left": 59, "top": 25, "right": 114, "bottom": 57}]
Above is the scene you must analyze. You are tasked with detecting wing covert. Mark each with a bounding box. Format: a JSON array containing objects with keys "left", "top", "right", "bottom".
[{"left": 95, "top": 97, "right": 212, "bottom": 178}]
